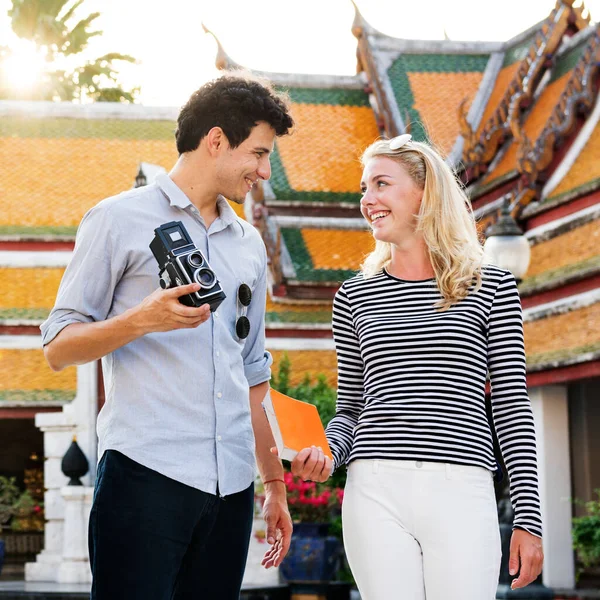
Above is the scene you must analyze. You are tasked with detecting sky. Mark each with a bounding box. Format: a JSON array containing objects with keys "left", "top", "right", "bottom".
[{"left": 1, "top": 0, "right": 598, "bottom": 106}]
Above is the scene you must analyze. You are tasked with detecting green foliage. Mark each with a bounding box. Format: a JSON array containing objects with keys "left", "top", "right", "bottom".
[
  {"left": 0, "top": 476, "right": 20, "bottom": 532},
  {"left": 573, "top": 490, "right": 600, "bottom": 576},
  {"left": 2, "top": 0, "right": 138, "bottom": 102}
]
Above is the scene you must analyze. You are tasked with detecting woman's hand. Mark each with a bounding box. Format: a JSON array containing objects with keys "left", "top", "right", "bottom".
[
  {"left": 291, "top": 446, "right": 332, "bottom": 482},
  {"left": 509, "top": 529, "right": 544, "bottom": 589}
]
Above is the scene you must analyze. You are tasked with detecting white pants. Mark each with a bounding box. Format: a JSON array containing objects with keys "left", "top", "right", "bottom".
[{"left": 342, "top": 459, "right": 501, "bottom": 600}]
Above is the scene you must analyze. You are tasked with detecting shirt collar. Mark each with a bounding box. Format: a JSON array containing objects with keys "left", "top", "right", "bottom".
[{"left": 155, "top": 173, "right": 238, "bottom": 227}]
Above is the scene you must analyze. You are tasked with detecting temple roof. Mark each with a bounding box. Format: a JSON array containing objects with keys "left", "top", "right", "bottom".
[
  {"left": 0, "top": 104, "right": 247, "bottom": 239},
  {"left": 0, "top": 348, "right": 76, "bottom": 406}
]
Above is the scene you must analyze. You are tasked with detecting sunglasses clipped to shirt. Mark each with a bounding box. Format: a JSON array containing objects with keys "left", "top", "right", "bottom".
[{"left": 236, "top": 283, "right": 252, "bottom": 339}]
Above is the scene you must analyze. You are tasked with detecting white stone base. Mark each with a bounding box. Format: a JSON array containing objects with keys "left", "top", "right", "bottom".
[
  {"left": 57, "top": 560, "right": 92, "bottom": 584},
  {"left": 25, "top": 550, "right": 62, "bottom": 582}
]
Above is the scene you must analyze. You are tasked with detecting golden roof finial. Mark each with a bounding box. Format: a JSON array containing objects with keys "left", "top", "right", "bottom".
[{"left": 202, "top": 23, "right": 240, "bottom": 71}]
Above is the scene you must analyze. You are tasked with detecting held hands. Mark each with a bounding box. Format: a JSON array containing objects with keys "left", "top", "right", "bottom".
[
  {"left": 260, "top": 481, "right": 293, "bottom": 569},
  {"left": 133, "top": 283, "right": 211, "bottom": 334},
  {"left": 509, "top": 529, "right": 544, "bottom": 589}
]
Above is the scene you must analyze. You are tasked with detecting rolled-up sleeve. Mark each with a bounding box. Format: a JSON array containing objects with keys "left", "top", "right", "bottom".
[
  {"left": 242, "top": 243, "right": 272, "bottom": 387},
  {"left": 40, "top": 204, "right": 125, "bottom": 346}
]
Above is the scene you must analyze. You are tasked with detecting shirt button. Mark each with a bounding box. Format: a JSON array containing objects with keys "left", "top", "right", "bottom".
[
  {"left": 217, "top": 435, "right": 222, "bottom": 441},
  {"left": 217, "top": 392, "right": 222, "bottom": 398},
  {"left": 216, "top": 351, "right": 220, "bottom": 358},
  {"left": 214, "top": 312, "right": 219, "bottom": 318},
  {"left": 416, "top": 461, "right": 423, "bottom": 468}
]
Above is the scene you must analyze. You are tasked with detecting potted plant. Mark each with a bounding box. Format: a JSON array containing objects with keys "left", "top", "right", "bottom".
[
  {"left": 0, "top": 476, "right": 20, "bottom": 577},
  {"left": 573, "top": 489, "right": 600, "bottom": 587}
]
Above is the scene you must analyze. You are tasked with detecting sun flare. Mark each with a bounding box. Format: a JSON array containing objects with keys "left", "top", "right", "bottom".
[{"left": 1, "top": 39, "right": 46, "bottom": 92}]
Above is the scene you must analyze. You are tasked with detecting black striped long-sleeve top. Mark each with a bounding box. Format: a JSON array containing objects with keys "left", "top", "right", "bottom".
[{"left": 325, "top": 265, "right": 542, "bottom": 537}]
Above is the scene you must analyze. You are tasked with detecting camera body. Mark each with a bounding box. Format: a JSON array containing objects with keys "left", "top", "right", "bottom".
[{"left": 150, "top": 221, "right": 226, "bottom": 312}]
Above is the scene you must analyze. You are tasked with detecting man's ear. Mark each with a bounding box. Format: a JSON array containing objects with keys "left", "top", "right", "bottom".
[{"left": 205, "top": 127, "right": 227, "bottom": 155}]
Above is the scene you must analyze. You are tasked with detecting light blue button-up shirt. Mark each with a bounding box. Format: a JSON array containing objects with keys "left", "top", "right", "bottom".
[{"left": 41, "top": 174, "right": 272, "bottom": 496}]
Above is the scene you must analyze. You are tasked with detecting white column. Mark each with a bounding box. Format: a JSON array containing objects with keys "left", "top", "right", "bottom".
[
  {"left": 57, "top": 486, "right": 94, "bottom": 583},
  {"left": 530, "top": 384, "right": 575, "bottom": 589},
  {"left": 26, "top": 361, "right": 99, "bottom": 582},
  {"left": 25, "top": 414, "right": 75, "bottom": 582}
]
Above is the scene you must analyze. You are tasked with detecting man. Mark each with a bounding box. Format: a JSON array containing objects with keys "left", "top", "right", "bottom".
[{"left": 41, "top": 73, "right": 294, "bottom": 600}]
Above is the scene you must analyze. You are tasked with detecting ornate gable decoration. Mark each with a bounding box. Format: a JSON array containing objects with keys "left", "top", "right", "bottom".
[
  {"left": 509, "top": 26, "right": 600, "bottom": 212},
  {"left": 461, "top": 0, "right": 590, "bottom": 180}
]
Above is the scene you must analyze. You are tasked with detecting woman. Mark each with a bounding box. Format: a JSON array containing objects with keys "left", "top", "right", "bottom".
[{"left": 290, "top": 135, "right": 544, "bottom": 600}]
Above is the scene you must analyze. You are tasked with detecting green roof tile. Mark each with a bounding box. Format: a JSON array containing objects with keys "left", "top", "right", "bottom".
[
  {"left": 281, "top": 87, "right": 370, "bottom": 107},
  {"left": 0, "top": 117, "right": 175, "bottom": 140},
  {"left": 503, "top": 31, "right": 538, "bottom": 67},
  {"left": 550, "top": 38, "right": 588, "bottom": 82},
  {"left": 0, "top": 390, "right": 75, "bottom": 403}
]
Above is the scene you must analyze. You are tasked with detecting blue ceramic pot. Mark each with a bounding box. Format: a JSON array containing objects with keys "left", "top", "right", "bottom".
[{"left": 280, "top": 522, "right": 343, "bottom": 582}]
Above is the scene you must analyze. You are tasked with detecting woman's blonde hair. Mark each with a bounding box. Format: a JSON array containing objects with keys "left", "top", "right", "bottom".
[{"left": 360, "top": 138, "right": 483, "bottom": 310}]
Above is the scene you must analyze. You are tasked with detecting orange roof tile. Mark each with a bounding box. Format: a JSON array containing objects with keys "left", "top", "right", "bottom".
[
  {"left": 0, "top": 349, "right": 76, "bottom": 396},
  {"left": 525, "top": 221, "right": 600, "bottom": 279},
  {"left": 0, "top": 268, "right": 63, "bottom": 312},
  {"left": 276, "top": 104, "right": 380, "bottom": 193},
  {"left": 524, "top": 302, "right": 600, "bottom": 357},
  {"left": 1, "top": 138, "right": 177, "bottom": 228},
  {"left": 408, "top": 72, "right": 485, "bottom": 155},
  {"left": 549, "top": 119, "right": 600, "bottom": 200},
  {"left": 301, "top": 229, "right": 373, "bottom": 271}
]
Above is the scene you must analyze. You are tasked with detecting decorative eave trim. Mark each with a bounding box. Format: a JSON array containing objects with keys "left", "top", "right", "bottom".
[
  {"left": 265, "top": 337, "right": 335, "bottom": 350},
  {"left": 525, "top": 202, "right": 600, "bottom": 245},
  {"left": 523, "top": 288, "right": 600, "bottom": 322},
  {"left": 273, "top": 216, "right": 368, "bottom": 230},
  {"left": 451, "top": 52, "right": 505, "bottom": 168},
  {"left": 527, "top": 345, "right": 600, "bottom": 372},
  {"left": 0, "top": 100, "right": 179, "bottom": 120},
  {"left": 537, "top": 55, "right": 600, "bottom": 204},
  {"left": 0, "top": 251, "right": 72, "bottom": 267},
  {"left": 0, "top": 335, "right": 42, "bottom": 349},
  {"left": 463, "top": 1, "right": 588, "bottom": 177}
]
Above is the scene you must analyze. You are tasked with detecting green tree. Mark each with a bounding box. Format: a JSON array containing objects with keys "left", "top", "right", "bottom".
[{"left": 1, "top": 0, "right": 138, "bottom": 102}]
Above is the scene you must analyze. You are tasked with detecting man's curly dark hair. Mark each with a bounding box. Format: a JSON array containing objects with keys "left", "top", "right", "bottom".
[{"left": 175, "top": 73, "right": 294, "bottom": 154}]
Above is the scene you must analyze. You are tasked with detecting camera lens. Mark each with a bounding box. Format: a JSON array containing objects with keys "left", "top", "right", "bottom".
[
  {"left": 194, "top": 268, "right": 216, "bottom": 288},
  {"left": 188, "top": 252, "right": 204, "bottom": 268}
]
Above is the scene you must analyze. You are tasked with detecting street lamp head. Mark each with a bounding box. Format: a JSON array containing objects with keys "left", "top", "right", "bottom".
[
  {"left": 483, "top": 198, "right": 531, "bottom": 281},
  {"left": 134, "top": 165, "right": 147, "bottom": 188}
]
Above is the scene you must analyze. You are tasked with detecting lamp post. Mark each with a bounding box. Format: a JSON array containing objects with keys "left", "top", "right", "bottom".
[
  {"left": 134, "top": 165, "right": 147, "bottom": 188},
  {"left": 483, "top": 199, "right": 531, "bottom": 283}
]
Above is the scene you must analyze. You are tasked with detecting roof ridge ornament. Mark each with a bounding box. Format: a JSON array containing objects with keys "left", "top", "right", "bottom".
[
  {"left": 202, "top": 23, "right": 242, "bottom": 71},
  {"left": 462, "top": 0, "right": 589, "bottom": 180}
]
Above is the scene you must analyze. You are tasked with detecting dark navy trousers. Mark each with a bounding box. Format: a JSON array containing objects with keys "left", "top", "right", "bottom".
[{"left": 89, "top": 450, "right": 254, "bottom": 600}]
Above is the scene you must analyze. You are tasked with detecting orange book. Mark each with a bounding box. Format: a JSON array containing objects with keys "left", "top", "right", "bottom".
[{"left": 262, "top": 389, "right": 333, "bottom": 462}]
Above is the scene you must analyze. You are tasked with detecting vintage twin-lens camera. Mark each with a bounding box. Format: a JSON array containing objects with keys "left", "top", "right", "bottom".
[{"left": 150, "top": 221, "right": 226, "bottom": 312}]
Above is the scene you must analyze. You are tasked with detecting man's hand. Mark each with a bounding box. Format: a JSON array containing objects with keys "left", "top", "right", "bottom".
[
  {"left": 509, "top": 529, "right": 544, "bottom": 589},
  {"left": 131, "top": 283, "right": 211, "bottom": 335},
  {"left": 287, "top": 446, "right": 332, "bottom": 483},
  {"left": 260, "top": 482, "right": 293, "bottom": 569}
]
